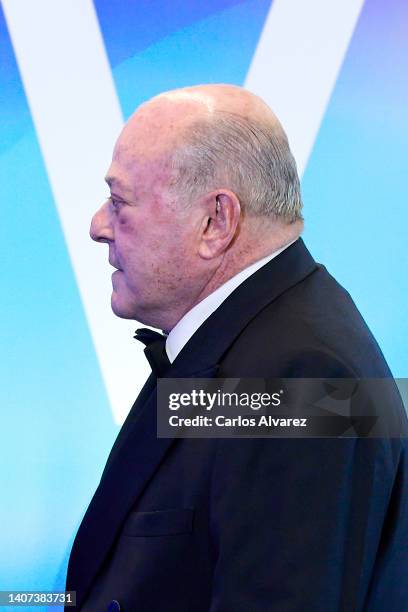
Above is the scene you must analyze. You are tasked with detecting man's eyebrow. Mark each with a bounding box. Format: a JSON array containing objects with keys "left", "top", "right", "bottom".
[
  {"left": 105, "top": 176, "right": 137, "bottom": 202},
  {"left": 105, "top": 176, "right": 126, "bottom": 191}
]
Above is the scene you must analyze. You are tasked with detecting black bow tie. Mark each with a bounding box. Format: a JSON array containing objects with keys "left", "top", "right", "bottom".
[{"left": 134, "top": 328, "right": 171, "bottom": 378}]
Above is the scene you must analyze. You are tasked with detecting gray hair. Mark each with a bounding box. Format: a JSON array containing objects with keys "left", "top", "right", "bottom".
[{"left": 169, "top": 111, "right": 303, "bottom": 222}]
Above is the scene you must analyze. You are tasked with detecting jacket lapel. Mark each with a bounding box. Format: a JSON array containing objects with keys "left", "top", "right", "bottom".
[{"left": 67, "top": 238, "right": 317, "bottom": 607}]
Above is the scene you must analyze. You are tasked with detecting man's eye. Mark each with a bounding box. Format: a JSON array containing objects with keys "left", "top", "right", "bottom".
[{"left": 108, "top": 196, "right": 121, "bottom": 211}]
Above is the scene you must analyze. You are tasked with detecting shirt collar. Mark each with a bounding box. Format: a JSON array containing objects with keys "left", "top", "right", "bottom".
[{"left": 166, "top": 239, "right": 297, "bottom": 363}]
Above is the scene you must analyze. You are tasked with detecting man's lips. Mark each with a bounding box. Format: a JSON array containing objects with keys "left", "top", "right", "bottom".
[{"left": 109, "top": 259, "right": 122, "bottom": 271}]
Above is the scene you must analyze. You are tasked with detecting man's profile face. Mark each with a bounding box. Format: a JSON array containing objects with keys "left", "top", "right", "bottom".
[{"left": 89, "top": 110, "right": 204, "bottom": 329}]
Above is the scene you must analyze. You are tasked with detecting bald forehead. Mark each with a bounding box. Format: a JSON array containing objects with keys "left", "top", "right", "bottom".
[
  {"left": 114, "top": 96, "right": 201, "bottom": 162},
  {"left": 114, "top": 84, "right": 283, "bottom": 161}
]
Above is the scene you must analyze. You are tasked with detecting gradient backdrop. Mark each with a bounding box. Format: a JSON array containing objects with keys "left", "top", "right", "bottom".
[{"left": 0, "top": 0, "right": 407, "bottom": 607}]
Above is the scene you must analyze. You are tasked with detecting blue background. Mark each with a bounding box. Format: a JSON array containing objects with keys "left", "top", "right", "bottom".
[{"left": 0, "top": 0, "right": 406, "bottom": 604}]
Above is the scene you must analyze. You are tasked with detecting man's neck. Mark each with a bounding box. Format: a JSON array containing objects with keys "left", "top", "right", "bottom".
[
  {"left": 165, "top": 237, "right": 300, "bottom": 361},
  {"left": 192, "top": 219, "right": 303, "bottom": 308},
  {"left": 157, "top": 218, "right": 303, "bottom": 332}
]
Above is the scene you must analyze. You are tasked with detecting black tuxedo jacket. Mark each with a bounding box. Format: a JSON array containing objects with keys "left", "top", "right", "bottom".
[{"left": 66, "top": 239, "right": 408, "bottom": 611}]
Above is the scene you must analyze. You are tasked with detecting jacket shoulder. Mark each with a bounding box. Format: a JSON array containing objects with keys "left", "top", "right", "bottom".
[{"left": 219, "top": 265, "right": 392, "bottom": 378}]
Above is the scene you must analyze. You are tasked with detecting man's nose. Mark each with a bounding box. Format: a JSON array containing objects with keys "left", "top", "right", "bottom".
[{"left": 90, "top": 201, "right": 113, "bottom": 243}]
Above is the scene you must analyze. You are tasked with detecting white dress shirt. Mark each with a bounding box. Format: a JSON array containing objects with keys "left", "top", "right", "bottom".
[{"left": 165, "top": 239, "right": 297, "bottom": 363}]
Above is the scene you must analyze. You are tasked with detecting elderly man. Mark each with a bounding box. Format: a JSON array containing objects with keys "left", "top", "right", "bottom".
[{"left": 66, "top": 85, "right": 407, "bottom": 611}]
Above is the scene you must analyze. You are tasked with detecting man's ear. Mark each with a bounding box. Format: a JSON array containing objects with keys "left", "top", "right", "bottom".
[{"left": 198, "top": 190, "right": 241, "bottom": 260}]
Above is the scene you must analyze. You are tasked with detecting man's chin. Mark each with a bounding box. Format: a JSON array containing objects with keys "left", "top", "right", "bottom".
[
  {"left": 111, "top": 295, "right": 164, "bottom": 329},
  {"left": 111, "top": 294, "right": 137, "bottom": 320}
]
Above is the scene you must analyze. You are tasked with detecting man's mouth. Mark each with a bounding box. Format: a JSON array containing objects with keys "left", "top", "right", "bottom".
[{"left": 109, "top": 259, "right": 122, "bottom": 271}]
